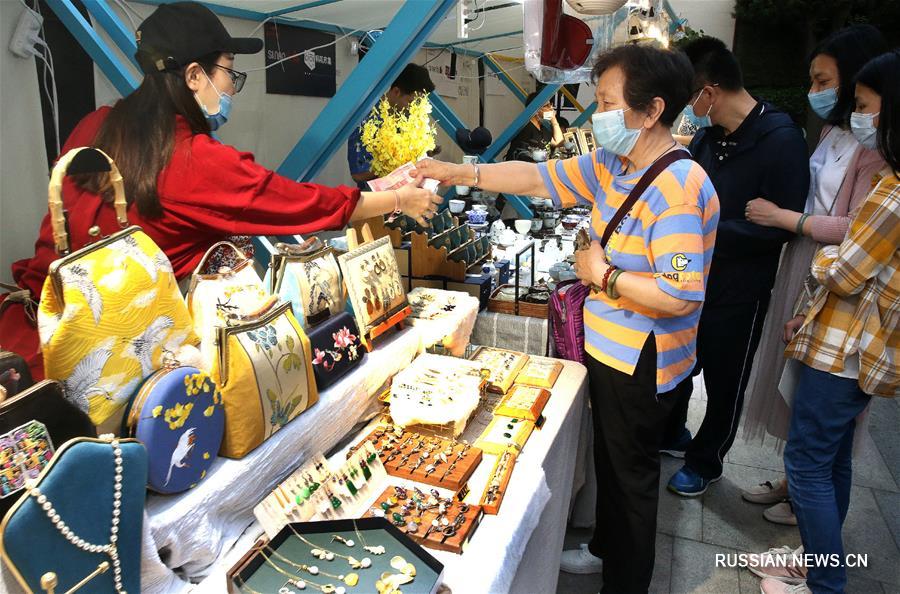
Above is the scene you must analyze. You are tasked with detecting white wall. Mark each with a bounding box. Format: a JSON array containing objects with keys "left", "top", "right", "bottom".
[
  {"left": 0, "top": 1, "right": 52, "bottom": 279},
  {"left": 672, "top": 0, "right": 736, "bottom": 47}
]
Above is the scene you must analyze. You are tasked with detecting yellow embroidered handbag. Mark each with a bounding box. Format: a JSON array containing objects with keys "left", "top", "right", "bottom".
[
  {"left": 213, "top": 300, "right": 318, "bottom": 459},
  {"left": 38, "top": 147, "right": 196, "bottom": 431}
]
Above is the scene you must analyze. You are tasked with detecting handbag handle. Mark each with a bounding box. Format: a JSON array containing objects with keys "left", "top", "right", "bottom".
[
  {"left": 193, "top": 241, "right": 250, "bottom": 275},
  {"left": 48, "top": 147, "right": 127, "bottom": 255}
]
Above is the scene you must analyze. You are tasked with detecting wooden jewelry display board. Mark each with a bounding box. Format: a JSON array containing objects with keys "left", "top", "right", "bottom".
[
  {"left": 351, "top": 427, "right": 482, "bottom": 492},
  {"left": 479, "top": 449, "right": 516, "bottom": 515},
  {"left": 514, "top": 357, "right": 563, "bottom": 389},
  {"left": 365, "top": 485, "right": 483, "bottom": 554},
  {"left": 495, "top": 385, "right": 551, "bottom": 422},
  {"left": 339, "top": 225, "right": 411, "bottom": 350},
  {"left": 468, "top": 347, "right": 529, "bottom": 394}
]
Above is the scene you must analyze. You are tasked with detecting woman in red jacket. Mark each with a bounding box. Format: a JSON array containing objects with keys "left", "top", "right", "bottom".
[{"left": 0, "top": 2, "right": 440, "bottom": 379}]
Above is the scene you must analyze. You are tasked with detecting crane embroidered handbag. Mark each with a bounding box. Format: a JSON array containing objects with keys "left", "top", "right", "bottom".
[
  {"left": 37, "top": 147, "right": 196, "bottom": 429},
  {"left": 265, "top": 237, "right": 345, "bottom": 329},
  {"left": 187, "top": 241, "right": 270, "bottom": 371},
  {"left": 122, "top": 365, "right": 224, "bottom": 494},
  {"left": 212, "top": 300, "right": 318, "bottom": 459}
]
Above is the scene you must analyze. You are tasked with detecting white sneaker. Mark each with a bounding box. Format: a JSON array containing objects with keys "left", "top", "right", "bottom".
[
  {"left": 748, "top": 545, "right": 806, "bottom": 584},
  {"left": 559, "top": 543, "right": 603, "bottom": 574},
  {"left": 764, "top": 501, "right": 798, "bottom": 526},
  {"left": 741, "top": 478, "right": 789, "bottom": 504}
]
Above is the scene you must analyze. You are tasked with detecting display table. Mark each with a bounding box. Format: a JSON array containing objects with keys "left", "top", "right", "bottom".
[
  {"left": 471, "top": 311, "right": 550, "bottom": 356},
  {"left": 140, "top": 327, "right": 423, "bottom": 592},
  {"left": 190, "top": 359, "right": 588, "bottom": 594}
]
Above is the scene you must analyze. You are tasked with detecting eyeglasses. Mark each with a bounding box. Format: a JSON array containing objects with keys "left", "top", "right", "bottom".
[{"left": 214, "top": 64, "right": 247, "bottom": 93}]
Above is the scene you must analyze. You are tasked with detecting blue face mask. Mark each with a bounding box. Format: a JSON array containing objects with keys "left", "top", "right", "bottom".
[
  {"left": 808, "top": 87, "right": 838, "bottom": 120},
  {"left": 685, "top": 90, "right": 712, "bottom": 129},
  {"left": 850, "top": 111, "right": 879, "bottom": 150},
  {"left": 592, "top": 108, "right": 641, "bottom": 157},
  {"left": 197, "top": 72, "right": 232, "bottom": 131}
]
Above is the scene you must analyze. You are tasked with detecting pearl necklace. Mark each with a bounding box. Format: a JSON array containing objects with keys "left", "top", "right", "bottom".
[{"left": 28, "top": 437, "right": 126, "bottom": 593}]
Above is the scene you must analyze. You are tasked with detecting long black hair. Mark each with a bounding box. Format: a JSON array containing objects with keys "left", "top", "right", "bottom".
[
  {"left": 83, "top": 52, "right": 219, "bottom": 218},
  {"left": 856, "top": 50, "right": 900, "bottom": 175},
  {"left": 810, "top": 25, "right": 888, "bottom": 127}
]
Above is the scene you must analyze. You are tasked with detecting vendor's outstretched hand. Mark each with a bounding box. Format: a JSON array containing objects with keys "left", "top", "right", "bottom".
[
  {"left": 412, "top": 158, "right": 468, "bottom": 187},
  {"left": 397, "top": 182, "right": 442, "bottom": 227}
]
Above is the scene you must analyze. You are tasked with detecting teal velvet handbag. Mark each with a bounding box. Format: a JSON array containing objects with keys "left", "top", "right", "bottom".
[{"left": 1, "top": 436, "right": 147, "bottom": 594}]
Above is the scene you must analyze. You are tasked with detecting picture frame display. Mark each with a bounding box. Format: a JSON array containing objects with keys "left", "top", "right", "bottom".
[{"left": 338, "top": 236, "right": 408, "bottom": 337}]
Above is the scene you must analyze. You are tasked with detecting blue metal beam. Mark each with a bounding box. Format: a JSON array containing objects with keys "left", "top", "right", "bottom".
[
  {"left": 268, "top": 0, "right": 342, "bottom": 18},
  {"left": 572, "top": 102, "right": 596, "bottom": 127},
  {"left": 483, "top": 56, "right": 527, "bottom": 103},
  {"left": 132, "top": 0, "right": 269, "bottom": 21},
  {"left": 277, "top": 0, "right": 457, "bottom": 182},
  {"left": 45, "top": 0, "right": 139, "bottom": 96},
  {"left": 481, "top": 84, "right": 560, "bottom": 163},
  {"left": 82, "top": 0, "right": 140, "bottom": 69}
]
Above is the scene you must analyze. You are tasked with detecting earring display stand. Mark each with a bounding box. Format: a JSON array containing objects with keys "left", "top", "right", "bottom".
[
  {"left": 343, "top": 225, "right": 411, "bottom": 351},
  {"left": 364, "top": 486, "right": 483, "bottom": 554},
  {"left": 350, "top": 427, "right": 482, "bottom": 493}
]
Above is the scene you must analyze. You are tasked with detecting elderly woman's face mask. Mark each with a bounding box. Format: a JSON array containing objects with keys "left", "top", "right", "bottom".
[{"left": 592, "top": 108, "right": 642, "bottom": 157}]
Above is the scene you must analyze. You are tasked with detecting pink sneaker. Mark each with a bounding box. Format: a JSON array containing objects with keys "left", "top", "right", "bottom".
[
  {"left": 759, "top": 577, "right": 811, "bottom": 594},
  {"left": 748, "top": 545, "right": 807, "bottom": 584}
]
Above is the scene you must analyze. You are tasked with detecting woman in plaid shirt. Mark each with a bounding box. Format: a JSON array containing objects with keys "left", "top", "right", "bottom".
[{"left": 757, "top": 50, "right": 900, "bottom": 594}]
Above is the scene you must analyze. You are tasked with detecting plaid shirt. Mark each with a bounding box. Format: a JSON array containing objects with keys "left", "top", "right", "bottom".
[{"left": 787, "top": 174, "right": 899, "bottom": 397}]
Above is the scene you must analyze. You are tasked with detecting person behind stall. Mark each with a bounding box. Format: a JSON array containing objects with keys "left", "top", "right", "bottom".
[
  {"left": 347, "top": 63, "right": 436, "bottom": 189},
  {"left": 0, "top": 1, "right": 441, "bottom": 380},
  {"left": 739, "top": 24, "right": 888, "bottom": 527},
  {"left": 413, "top": 44, "right": 719, "bottom": 593},
  {"left": 659, "top": 36, "right": 809, "bottom": 498},
  {"left": 752, "top": 49, "right": 900, "bottom": 594},
  {"left": 503, "top": 91, "right": 567, "bottom": 162}
]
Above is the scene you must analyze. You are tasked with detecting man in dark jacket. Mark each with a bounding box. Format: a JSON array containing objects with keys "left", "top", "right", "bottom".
[{"left": 663, "top": 37, "right": 810, "bottom": 495}]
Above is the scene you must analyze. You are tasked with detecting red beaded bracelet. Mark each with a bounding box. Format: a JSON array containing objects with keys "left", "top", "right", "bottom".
[{"left": 599, "top": 265, "right": 617, "bottom": 293}]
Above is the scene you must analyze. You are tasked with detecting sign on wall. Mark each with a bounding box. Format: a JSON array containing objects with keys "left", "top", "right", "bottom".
[{"left": 264, "top": 22, "right": 336, "bottom": 97}]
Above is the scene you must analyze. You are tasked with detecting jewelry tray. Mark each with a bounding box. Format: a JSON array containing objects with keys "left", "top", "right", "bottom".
[
  {"left": 474, "top": 416, "right": 535, "bottom": 455},
  {"left": 468, "top": 346, "right": 529, "bottom": 394},
  {"left": 364, "top": 486, "right": 483, "bottom": 554},
  {"left": 494, "top": 385, "right": 551, "bottom": 422},
  {"left": 352, "top": 428, "right": 482, "bottom": 493},
  {"left": 513, "top": 357, "right": 563, "bottom": 389},
  {"left": 479, "top": 450, "right": 517, "bottom": 515},
  {"left": 228, "top": 518, "right": 444, "bottom": 594}
]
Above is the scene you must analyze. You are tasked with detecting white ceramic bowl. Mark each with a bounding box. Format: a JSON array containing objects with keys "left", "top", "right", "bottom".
[
  {"left": 514, "top": 219, "right": 531, "bottom": 235},
  {"left": 449, "top": 199, "right": 466, "bottom": 214}
]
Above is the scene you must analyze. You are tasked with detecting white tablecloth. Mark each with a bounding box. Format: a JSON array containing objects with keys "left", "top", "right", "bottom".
[
  {"left": 191, "top": 359, "right": 589, "bottom": 594},
  {"left": 140, "top": 328, "right": 423, "bottom": 592}
]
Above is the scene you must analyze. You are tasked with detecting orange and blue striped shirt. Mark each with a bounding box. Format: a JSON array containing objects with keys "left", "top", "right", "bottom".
[{"left": 539, "top": 149, "right": 719, "bottom": 393}]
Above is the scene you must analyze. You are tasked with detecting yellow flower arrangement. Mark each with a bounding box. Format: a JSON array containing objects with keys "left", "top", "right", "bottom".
[{"left": 360, "top": 93, "right": 437, "bottom": 177}]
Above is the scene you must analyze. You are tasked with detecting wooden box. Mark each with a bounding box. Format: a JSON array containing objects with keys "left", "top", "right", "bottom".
[
  {"left": 479, "top": 450, "right": 517, "bottom": 515},
  {"left": 495, "top": 385, "right": 551, "bottom": 422}
]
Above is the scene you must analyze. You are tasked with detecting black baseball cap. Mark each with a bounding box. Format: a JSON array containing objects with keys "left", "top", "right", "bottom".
[{"left": 135, "top": 2, "right": 263, "bottom": 73}]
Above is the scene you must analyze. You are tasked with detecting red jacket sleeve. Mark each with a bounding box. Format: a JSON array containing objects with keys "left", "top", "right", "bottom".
[{"left": 159, "top": 134, "right": 361, "bottom": 236}]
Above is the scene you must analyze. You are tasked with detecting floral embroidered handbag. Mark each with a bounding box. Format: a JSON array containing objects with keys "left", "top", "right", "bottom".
[
  {"left": 212, "top": 300, "right": 318, "bottom": 459},
  {"left": 265, "top": 237, "right": 345, "bottom": 329},
  {"left": 306, "top": 312, "right": 366, "bottom": 392},
  {"left": 122, "top": 364, "right": 224, "bottom": 493},
  {"left": 38, "top": 148, "right": 196, "bottom": 431},
  {"left": 187, "top": 241, "right": 270, "bottom": 371}
]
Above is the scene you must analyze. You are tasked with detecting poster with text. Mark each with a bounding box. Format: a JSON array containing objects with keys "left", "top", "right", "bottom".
[
  {"left": 264, "top": 22, "right": 336, "bottom": 97},
  {"left": 424, "top": 49, "right": 459, "bottom": 98}
]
